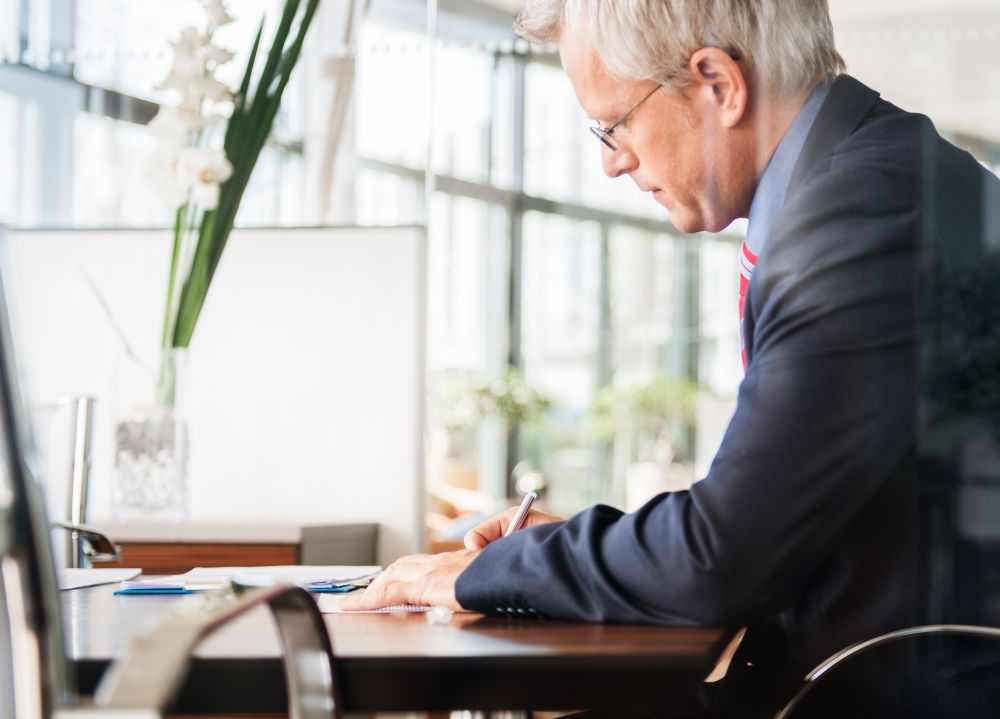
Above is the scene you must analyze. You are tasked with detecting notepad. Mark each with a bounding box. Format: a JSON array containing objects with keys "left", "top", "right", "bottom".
[
  {"left": 117, "top": 565, "right": 381, "bottom": 595},
  {"left": 317, "top": 593, "right": 430, "bottom": 614}
]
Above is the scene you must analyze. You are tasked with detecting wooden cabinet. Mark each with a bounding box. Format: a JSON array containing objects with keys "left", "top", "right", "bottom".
[
  {"left": 93, "top": 542, "right": 298, "bottom": 575},
  {"left": 86, "top": 522, "right": 378, "bottom": 574}
]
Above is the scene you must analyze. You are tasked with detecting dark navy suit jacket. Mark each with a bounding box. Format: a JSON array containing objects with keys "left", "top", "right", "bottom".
[{"left": 456, "top": 75, "right": 1000, "bottom": 717}]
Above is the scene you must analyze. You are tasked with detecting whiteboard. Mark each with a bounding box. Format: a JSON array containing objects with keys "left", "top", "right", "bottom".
[{"left": 1, "top": 226, "right": 427, "bottom": 564}]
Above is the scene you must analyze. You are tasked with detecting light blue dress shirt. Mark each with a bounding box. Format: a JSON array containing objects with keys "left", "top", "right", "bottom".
[{"left": 744, "top": 78, "right": 833, "bottom": 258}]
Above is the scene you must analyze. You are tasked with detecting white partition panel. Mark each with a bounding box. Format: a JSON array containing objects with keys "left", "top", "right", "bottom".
[{"left": 1, "top": 226, "right": 427, "bottom": 564}]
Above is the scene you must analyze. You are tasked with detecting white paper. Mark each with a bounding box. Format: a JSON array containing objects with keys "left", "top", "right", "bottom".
[
  {"left": 121, "top": 565, "right": 382, "bottom": 591},
  {"left": 59, "top": 568, "right": 141, "bottom": 591},
  {"left": 317, "top": 593, "right": 430, "bottom": 614}
]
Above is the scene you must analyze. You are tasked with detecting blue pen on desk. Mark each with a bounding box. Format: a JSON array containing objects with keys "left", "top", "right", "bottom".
[{"left": 504, "top": 491, "right": 538, "bottom": 537}]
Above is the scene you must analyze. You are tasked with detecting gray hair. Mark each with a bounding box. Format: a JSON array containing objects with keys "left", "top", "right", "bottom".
[{"left": 514, "top": 0, "right": 845, "bottom": 97}]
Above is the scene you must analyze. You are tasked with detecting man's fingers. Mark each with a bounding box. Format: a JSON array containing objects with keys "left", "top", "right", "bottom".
[
  {"left": 337, "top": 550, "right": 476, "bottom": 611},
  {"left": 340, "top": 579, "right": 408, "bottom": 610},
  {"left": 464, "top": 506, "right": 521, "bottom": 549},
  {"left": 464, "top": 516, "right": 505, "bottom": 550},
  {"left": 339, "top": 562, "right": 406, "bottom": 609},
  {"left": 464, "top": 506, "right": 567, "bottom": 550},
  {"left": 337, "top": 587, "right": 381, "bottom": 610}
]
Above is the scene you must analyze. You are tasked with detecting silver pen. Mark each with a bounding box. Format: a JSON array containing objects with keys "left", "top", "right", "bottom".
[{"left": 504, "top": 491, "right": 538, "bottom": 537}]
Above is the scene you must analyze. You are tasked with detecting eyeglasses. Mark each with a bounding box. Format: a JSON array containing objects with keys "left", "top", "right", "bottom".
[
  {"left": 589, "top": 50, "right": 743, "bottom": 152},
  {"left": 589, "top": 84, "right": 661, "bottom": 152}
]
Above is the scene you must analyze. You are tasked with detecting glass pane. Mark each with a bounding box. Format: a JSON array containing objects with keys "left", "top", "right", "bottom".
[
  {"left": 608, "top": 226, "right": 686, "bottom": 382},
  {"left": 697, "top": 236, "right": 742, "bottom": 397},
  {"left": 72, "top": 112, "right": 165, "bottom": 227},
  {"left": 354, "top": 168, "right": 422, "bottom": 226},
  {"left": 431, "top": 43, "right": 493, "bottom": 183},
  {"left": 694, "top": 234, "right": 741, "bottom": 478},
  {"left": 425, "top": 193, "right": 510, "bottom": 541},
  {"left": 490, "top": 55, "right": 516, "bottom": 190},
  {"left": 520, "top": 211, "right": 603, "bottom": 514},
  {"left": 0, "top": 0, "right": 18, "bottom": 62},
  {"left": 427, "top": 192, "right": 509, "bottom": 372},
  {"left": 605, "top": 226, "right": 704, "bottom": 508},
  {"left": 0, "top": 91, "right": 22, "bottom": 225},
  {"left": 355, "top": 21, "right": 429, "bottom": 170},
  {"left": 74, "top": 0, "right": 280, "bottom": 101},
  {"left": 235, "top": 144, "right": 307, "bottom": 227}
]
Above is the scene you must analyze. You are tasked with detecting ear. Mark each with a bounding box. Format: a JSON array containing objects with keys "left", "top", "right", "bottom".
[{"left": 686, "top": 47, "right": 748, "bottom": 129}]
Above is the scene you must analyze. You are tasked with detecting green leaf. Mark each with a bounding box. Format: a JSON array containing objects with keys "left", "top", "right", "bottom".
[
  {"left": 226, "top": 18, "right": 266, "bottom": 165},
  {"left": 161, "top": 204, "right": 187, "bottom": 349},
  {"left": 249, "top": 0, "right": 300, "bottom": 123},
  {"left": 235, "top": 18, "right": 265, "bottom": 115},
  {"left": 165, "top": 0, "right": 323, "bottom": 349}
]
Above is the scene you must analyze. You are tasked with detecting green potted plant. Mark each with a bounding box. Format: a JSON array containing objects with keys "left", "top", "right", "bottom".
[
  {"left": 588, "top": 373, "right": 700, "bottom": 510},
  {"left": 428, "top": 367, "right": 551, "bottom": 490}
]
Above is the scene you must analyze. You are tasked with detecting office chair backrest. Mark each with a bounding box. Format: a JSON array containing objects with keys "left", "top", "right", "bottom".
[
  {"left": 0, "top": 248, "right": 74, "bottom": 718},
  {"left": 775, "top": 624, "right": 1000, "bottom": 719}
]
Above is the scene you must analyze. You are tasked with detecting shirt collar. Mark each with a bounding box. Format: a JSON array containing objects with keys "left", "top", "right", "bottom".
[{"left": 744, "top": 78, "right": 832, "bottom": 257}]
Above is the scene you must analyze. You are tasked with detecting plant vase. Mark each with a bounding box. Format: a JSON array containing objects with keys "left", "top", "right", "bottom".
[{"left": 112, "top": 348, "right": 189, "bottom": 520}]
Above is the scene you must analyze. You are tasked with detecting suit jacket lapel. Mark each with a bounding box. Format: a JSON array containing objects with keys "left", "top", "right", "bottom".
[
  {"left": 743, "top": 75, "right": 880, "bottom": 367},
  {"left": 787, "top": 75, "right": 881, "bottom": 193}
]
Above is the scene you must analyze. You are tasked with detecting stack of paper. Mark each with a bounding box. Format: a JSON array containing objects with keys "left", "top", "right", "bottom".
[
  {"left": 59, "top": 568, "right": 142, "bottom": 591},
  {"left": 116, "top": 565, "right": 381, "bottom": 595}
]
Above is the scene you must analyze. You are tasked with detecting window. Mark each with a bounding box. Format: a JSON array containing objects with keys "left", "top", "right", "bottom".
[
  {"left": 5, "top": 0, "right": 996, "bottom": 523},
  {"left": 520, "top": 211, "right": 604, "bottom": 513},
  {"left": 72, "top": 112, "right": 161, "bottom": 226},
  {"left": 0, "top": 91, "right": 34, "bottom": 225}
]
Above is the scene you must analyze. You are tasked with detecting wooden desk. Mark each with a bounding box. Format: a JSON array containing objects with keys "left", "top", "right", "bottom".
[{"left": 65, "top": 584, "right": 732, "bottom": 715}]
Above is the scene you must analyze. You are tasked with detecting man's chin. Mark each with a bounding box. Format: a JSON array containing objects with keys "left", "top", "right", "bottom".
[
  {"left": 667, "top": 207, "right": 730, "bottom": 235},
  {"left": 654, "top": 195, "right": 698, "bottom": 234},
  {"left": 667, "top": 211, "right": 704, "bottom": 234}
]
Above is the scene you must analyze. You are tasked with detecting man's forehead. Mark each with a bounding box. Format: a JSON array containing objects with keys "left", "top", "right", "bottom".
[
  {"left": 558, "top": 30, "right": 633, "bottom": 120},
  {"left": 559, "top": 30, "right": 615, "bottom": 118}
]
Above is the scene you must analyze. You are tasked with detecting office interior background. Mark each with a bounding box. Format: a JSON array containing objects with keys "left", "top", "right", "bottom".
[{"left": 1, "top": 0, "right": 998, "bottom": 556}]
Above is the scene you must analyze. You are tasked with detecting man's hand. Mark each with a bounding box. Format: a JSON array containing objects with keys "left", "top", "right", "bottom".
[
  {"left": 464, "top": 506, "right": 564, "bottom": 550},
  {"left": 338, "top": 549, "right": 478, "bottom": 611}
]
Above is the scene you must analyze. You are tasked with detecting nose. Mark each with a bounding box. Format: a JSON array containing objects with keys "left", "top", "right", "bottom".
[{"left": 601, "top": 144, "right": 638, "bottom": 178}]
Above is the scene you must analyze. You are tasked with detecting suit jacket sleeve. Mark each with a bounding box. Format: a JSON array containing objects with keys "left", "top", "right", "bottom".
[{"left": 455, "top": 167, "right": 920, "bottom": 625}]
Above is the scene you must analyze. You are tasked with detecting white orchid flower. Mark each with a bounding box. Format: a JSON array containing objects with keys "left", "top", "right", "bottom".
[
  {"left": 203, "top": 0, "right": 234, "bottom": 28},
  {"left": 157, "top": 41, "right": 208, "bottom": 94},
  {"left": 191, "top": 180, "right": 222, "bottom": 210},
  {"left": 148, "top": 106, "right": 193, "bottom": 151},
  {"left": 194, "top": 73, "right": 232, "bottom": 102},
  {"left": 172, "top": 26, "right": 208, "bottom": 56},
  {"left": 176, "top": 147, "right": 234, "bottom": 211},
  {"left": 204, "top": 44, "right": 235, "bottom": 65}
]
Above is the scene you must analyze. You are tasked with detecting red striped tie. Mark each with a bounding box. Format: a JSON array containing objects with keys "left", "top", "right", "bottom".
[{"left": 738, "top": 240, "right": 758, "bottom": 371}]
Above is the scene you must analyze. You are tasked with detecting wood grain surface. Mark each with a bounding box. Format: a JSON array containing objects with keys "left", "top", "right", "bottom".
[
  {"left": 67, "top": 584, "right": 731, "bottom": 715},
  {"left": 92, "top": 542, "right": 297, "bottom": 574}
]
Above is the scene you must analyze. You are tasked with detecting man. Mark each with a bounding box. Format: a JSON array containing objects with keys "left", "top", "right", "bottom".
[{"left": 343, "top": 1, "right": 1000, "bottom": 715}]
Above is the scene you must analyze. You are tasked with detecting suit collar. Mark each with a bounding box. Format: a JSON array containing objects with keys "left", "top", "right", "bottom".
[{"left": 788, "top": 74, "right": 881, "bottom": 191}]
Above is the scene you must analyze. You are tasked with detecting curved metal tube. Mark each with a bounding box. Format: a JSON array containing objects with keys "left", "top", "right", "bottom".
[
  {"left": 95, "top": 583, "right": 340, "bottom": 719},
  {"left": 775, "top": 624, "right": 1000, "bottom": 719},
  {"left": 50, "top": 523, "right": 121, "bottom": 564}
]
